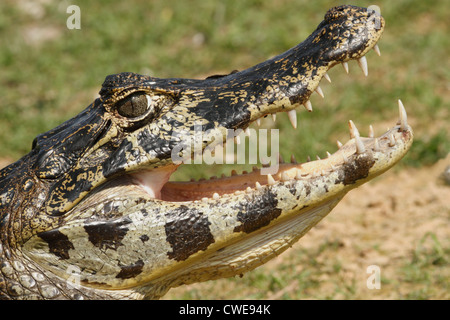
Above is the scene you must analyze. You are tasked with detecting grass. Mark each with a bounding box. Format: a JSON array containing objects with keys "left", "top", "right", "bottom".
[{"left": 0, "top": 0, "right": 448, "bottom": 300}]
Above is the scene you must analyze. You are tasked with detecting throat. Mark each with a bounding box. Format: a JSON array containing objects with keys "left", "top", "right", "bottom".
[{"left": 130, "top": 165, "right": 179, "bottom": 199}]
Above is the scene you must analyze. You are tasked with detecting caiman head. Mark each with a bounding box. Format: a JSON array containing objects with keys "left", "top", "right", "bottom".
[{"left": 0, "top": 6, "right": 412, "bottom": 299}]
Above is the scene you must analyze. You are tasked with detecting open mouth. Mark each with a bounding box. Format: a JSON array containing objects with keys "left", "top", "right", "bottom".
[{"left": 129, "top": 44, "right": 412, "bottom": 204}]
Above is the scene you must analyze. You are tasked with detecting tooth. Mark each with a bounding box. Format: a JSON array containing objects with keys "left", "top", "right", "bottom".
[
  {"left": 256, "top": 118, "right": 261, "bottom": 126},
  {"left": 348, "top": 120, "right": 360, "bottom": 138},
  {"left": 272, "top": 113, "right": 277, "bottom": 122},
  {"left": 255, "top": 181, "right": 262, "bottom": 190},
  {"left": 316, "top": 155, "right": 321, "bottom": 160},
  {"left": 369, "top": 125, "right": 374, "bottom": 138},
  {"left": 202, "top": 197, "right": 209, "bottom": 202},
  {"left": 374, "top": 138, "right": 380, "bottom": 151},
  {"left": 336, "top": 140, "right": 343, "bottom": 148},
  {"left": 235, "top": 135, "right": 241, "bottom": 145},
  {"left": 389, "top": 134, "right": 396, "bottom": 146},
  {"left": 326, "top": 151, "right": 332, "bottom": 158},
  {"left": 287, "top": 110, "right": 297, "bottom": 129},
  {"left": 342, "top": 61, "right": 349, "bottom": 73},
  {"left": 252, "top": 166, "right": 259, "bottom": 172},
  {"left": 295, "top": 169, "right": 302, "bottom": 179},
  {"left": 355, "top": 135, "right": 366, "bottom": 154},
  {"left": 307, "top": 155, "right": 311, "bottom": 162},
  {"left": 315, "top": 86, "right": 324, "bottom": 98},
  {"left": 245, "top": 128, "right": 251, "bottom": 136},
  {"left": 324, "top": 72, "right": 331, "bottom": 83},
  {"left": 246, "top": 187, "right": 252, "bottom": 193},
  {"left": 357, "top": 56, "right": 368, "bottom": 76},
  {"left": 303, "top": 100, "right": 313, "bottom": 112},
  {"left": 213, "top": 193, "right": 220, "bottom": 200},
  {"left": 231, "top": 170, "right": 238, "bottom": 176},
  {"left": 278, "top": 153, "right": 284, "bottom": 164},
  {"left": 373, "top": 44, "right": 381, "bottom": 56},
  {"left": 290, "top": 154, "right": 297, "bottom": 163},
  {"left": 281, "top": 171, "right": 290, "bottom": 181},
  {"left": 267, "top": 174, "right": 276, "bottom": 185},
  {"left": 398, "top": 99, "right": 408, "bottom": 130}
]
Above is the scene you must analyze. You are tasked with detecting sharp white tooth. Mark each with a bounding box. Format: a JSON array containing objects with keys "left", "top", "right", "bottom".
[
  {"left": 324, "top": 72, "right": 331, "bottom": 83},
  {"left": 369, "top": 125, "right": 374, "bottom": 138},
  {"left": 272, "top": 113, "right": 277, "bottom": 122},
  {"left": 235, "top": 135, "right": 241, "bottom": 145},
  {"left": 316, "top": 155, "right": 321, "bottom": 160},
  {"left": 267, "top": 174, "right": 276, "bottom": 185},
  {"left": 389, "top": 134, "right": 396, "bottom": 146},
  {"left": 373, "top": 44, "right": 381, "bottom": 56},
  {"left": 202, "top": 197, "right": 209, "bottom": 202},
  {"left": 304, "top": 100, "right": 313, "bottom": 112},
  {"left": 336, "top": 140, "right": 343, "bottom": 148},
  {"left": 213, "top": 193, "right": 220, "bottom": 200},
  {"left": 355, "top": 135, "right": 366, "bottom": 154},
  {"left": 281, "top": 171, "right": 290, "bottom": 181},
  {"left": 398, "top": 99, "right": 408, "bottom": 130},
  {"left": 374, "top": 138, "right": 380, "bottom": 151},
  {"left": 290, "top": 154, "right": 297, "bottom": 163},
  {"left": 342, "top": 61, "right": 349, "bottom": 73},
  {"left": 287, "top": 109, "right": 297, "bottom": 129},
  {"left": 245, "top": 127, "right": 251, "bottom": 136},
  {"left": 315, "top": 86, "right": 324, "bottom": 98},
  {"left": 246, "top": 187, "right": 252, "bottom": 193},
  {"left": 256, "top": 118, "right": 261, "bottom": 126},
  {"left": 255, "top": 181, "right": 262, "bottom": 190},
  {"left": 348, "top": 120, "right": 360, "bottom": 138},
  {"left": 326, "top": 151, "right": 332, "bottom": 158},
  {"left": 357, "top": 56, "right": 368, "bottom": 76}
]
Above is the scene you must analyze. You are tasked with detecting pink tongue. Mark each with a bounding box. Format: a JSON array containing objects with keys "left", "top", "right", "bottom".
[{"left": 130, "top": 165, "right": 178, "bottom": 199}]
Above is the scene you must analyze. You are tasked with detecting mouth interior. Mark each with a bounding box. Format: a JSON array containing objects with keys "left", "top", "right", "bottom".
[{"left": 129, "top": 37, "right": 391, "bottom": 203}]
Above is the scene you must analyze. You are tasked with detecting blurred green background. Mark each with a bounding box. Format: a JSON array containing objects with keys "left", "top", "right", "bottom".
[{"left": 0, "top": 0, "right": 448, "bottom": 299}]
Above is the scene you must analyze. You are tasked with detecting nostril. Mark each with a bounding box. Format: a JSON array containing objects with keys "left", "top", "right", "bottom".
[{"left": 324, "top": 5, "right": 349, "bottom": 22}]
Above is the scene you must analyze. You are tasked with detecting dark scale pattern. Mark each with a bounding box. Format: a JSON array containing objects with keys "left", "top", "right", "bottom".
[
  {"left": 84, "top": 217, "right": 132, "bottom": 251},
  {"left": 233, "top": 191, "right": 282, "bottom": 234},
  {"left": 165, "top": 205, "right": 215, "bottom": 261},
  {"left": 38, "top": 229, "right": 74, "bottom": 260}
]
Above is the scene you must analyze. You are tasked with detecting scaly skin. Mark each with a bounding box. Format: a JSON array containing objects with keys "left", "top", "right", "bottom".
[{"left": 0, "top": 6, "right": 412, "bottom": 299}]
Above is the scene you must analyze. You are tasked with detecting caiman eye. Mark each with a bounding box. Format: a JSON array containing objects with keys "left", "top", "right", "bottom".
[{"left": 116, "top": 92, "right": 152, "bottom": 118}]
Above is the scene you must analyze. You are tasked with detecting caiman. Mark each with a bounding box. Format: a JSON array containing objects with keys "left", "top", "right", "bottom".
[{"left": 0, "top": 5, "right": 413, "bottom": 299}]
